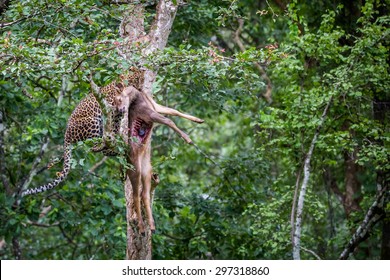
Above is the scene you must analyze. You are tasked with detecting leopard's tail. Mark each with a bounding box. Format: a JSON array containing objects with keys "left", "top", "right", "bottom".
[{"left": 21, "top": 146, "right": 72, "bottom": 197}]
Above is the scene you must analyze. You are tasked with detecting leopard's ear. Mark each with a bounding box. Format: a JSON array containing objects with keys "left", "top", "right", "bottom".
[{"left": 115, "top": 82, "right": 124, "bottom": 90}]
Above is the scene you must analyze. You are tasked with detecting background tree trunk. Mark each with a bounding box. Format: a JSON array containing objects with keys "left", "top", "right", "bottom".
[
  {"left": 380, "top": 171, "right": 390, "bottom": 260},
  {"left": 373, "top": 94, "right": 390, "bottom": 260},
  {"left": 292, "top": 96, "right": 333, "bottom": 260},
  {"left": 343, "top": 148, "right": 362, "bottom": 216},
  {"left": 119, "top": 0, "right": 180, "bottom": 260}
]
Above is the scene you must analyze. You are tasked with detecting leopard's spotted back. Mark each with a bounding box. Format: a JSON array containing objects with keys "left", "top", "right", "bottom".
[
  {"left": 22, "top": 68, "right": 145, "bottom": 196},
  {"left": 64, "top": 94, "right": 103, "bottom": 146},
  {"left": 120, "top": 66, "right": 145, "bottom": 91}
]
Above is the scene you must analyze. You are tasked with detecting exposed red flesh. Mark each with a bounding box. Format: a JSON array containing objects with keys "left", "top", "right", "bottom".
[{"left": 131, "top": 118, "right": 152, "bottom": 143}]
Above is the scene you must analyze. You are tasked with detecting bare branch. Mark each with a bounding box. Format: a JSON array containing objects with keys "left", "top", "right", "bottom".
[
  {"left": 18, "top": 135, "right": 50, "bottom": 196},
  {"left": 73, "top": 43, "right": 124, "bottom": 71},
  {"left": 292, "top": 95, "right": 333, "bottom": 260},
  {"left": 290, "top": 167, "right": 302, "bottom": 246},
  {"left": 141, "top": 0, "right": 180, "bottom": 95},
  {"left": 339, "top": 186, "right": 387, "bottom": 259},
  {"left": 233, "top": 18, "right": 272, "bottom": 103},
  {"left": 0, "top": 18, "right": 24, "bottom": 29},
  {"left": 89, "top": 73, "right": 101, "bottom": 97},
  {"left": 58, "top": 75, "right": 67, "bottom": 107},
  {"left": 0, "top": 10, "right": 42, "bottom": 29},
  {"left": 0, "top": 110, "right": 11, "bottom": 195},
  {"left": 58, "top": 224, "right": 77, "bottom": 245},
  {"left": 17, "top": 77, "right": 67, "bottom": 201},
  {"left": 111, "top": 0, "right": 158, "bottom": 5},
  {"left": 301, "top": 246, "right": 322, "bottom": 260},
  {"left": 27, "top": 221, "right": 60, "bottom": 227},
  {"left": 79, "top": 156, "right": 108, "bottom": 183},
  {"left": 88, "top": 156, "right": 108, "bottom": 174},
  {"left": 16, "top": 80, "right": 33, "bottom": 99},
  {"left": 12, "top": 237, "right": 21, "bottom": 260}
]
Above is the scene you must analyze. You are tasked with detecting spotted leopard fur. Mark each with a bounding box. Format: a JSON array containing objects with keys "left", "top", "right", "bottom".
[{"left": 22, "top": 68, "right": 144, "bottom": 196}]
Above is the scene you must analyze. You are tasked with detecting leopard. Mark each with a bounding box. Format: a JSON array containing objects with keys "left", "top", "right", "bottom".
[{"left": 21, "top": 68, "right": 144, "bottom": 197}]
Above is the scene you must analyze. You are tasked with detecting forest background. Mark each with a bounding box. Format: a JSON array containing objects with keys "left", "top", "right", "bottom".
[{"left": 0, "top": 0, "right": 389, "bottom": 260}]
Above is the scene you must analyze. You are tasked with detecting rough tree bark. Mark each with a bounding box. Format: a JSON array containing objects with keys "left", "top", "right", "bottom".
[
  {"left": 339, "top": 184, "right": 387, "bottom": 259},
  {"left": 325, "top": 152, "right": 363, "bottom": 219},
  {"left": 118, "top": 0, "right": 180, "bottom": 260},
  {"left": 338, "top": 120, "right": 363, "bottom": 217}
]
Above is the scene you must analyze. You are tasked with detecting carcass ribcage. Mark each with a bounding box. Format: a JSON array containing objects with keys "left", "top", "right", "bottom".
[{"left": 132, "top": 117, "right": 152, "bottom": 143}]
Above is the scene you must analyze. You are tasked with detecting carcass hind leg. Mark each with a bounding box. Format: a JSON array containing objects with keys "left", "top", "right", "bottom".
[{"left": 141, "top": 150, "right": 155, "bottom": 233}]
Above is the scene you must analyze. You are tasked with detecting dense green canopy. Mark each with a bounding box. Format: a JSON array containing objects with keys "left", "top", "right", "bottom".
[{"left": 0, "top": 0, "right": 389, "bottom": 259}]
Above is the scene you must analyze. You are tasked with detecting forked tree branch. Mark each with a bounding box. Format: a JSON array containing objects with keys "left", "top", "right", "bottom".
[{"left": 141, "top": 0, "right": 180, "bottom": 95}]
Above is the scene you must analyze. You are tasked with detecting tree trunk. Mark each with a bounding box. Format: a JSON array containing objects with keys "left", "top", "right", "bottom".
[
  {"left": 0, "top": 0, "right": 10, "bottom": 16},
  {"left": 119, "top": 0, "right": 180, "bottom": 260},
  {"left": 373, "top": 94, "right": 390, "bottom": 259},
  {"left": 292, "top": 96, "right": 333, "bottom": 259},
  {"left": 339, "top": 185, "right": 387, "bottom": 259},
  {"left": 381, "top": 221, "right": 390, "bottom": 259},
  {"left": 380, "top": 170, "right": 390, "bottom": 260},
  {"left": 343, "top": 148, "right": 362, "bottom": 217}
]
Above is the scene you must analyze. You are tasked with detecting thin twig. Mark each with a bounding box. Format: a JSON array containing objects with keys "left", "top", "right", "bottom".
[
  {"left": 191, "top": 142, "right": 219, "bottom": 167},
  {"left": 88, "top": 156, "right": 108, "bottom": 174},
  {"left": 301, "top": 247, "right": 321, "bottom": 260},
  {"left": 27, "top": 221, "right": 60, "bottom": 227},
  {"left": 16, "top": 76, "right": 66, "bottom": 201},
  {"left": 73, "top": 44, "right": 121, "bottom": 71},
  {"left": 0, "top": 17, "right": 28, "bottom": 29},
  {"left": 79, "top": 156, "right": 108, "bottom": 183},
  {"left": 58, "top": 224, "right": 76, "bottom": 245},
  {"left": 18, "top": 135, "right": 50, "bottom": 196}
]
